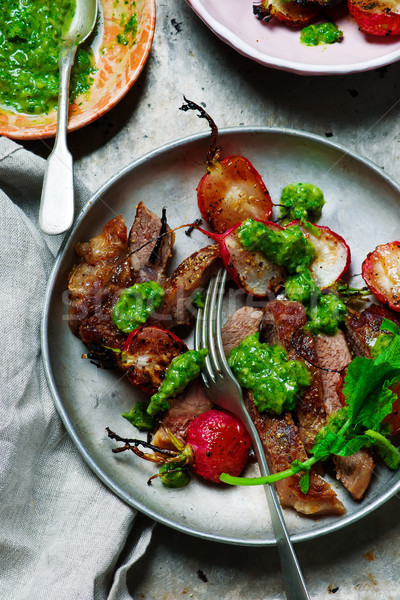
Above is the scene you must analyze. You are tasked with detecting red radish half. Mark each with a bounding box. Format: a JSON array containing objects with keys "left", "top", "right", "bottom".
[
  {"left": 348, "top": 0, "right": 400, "bottom": 35},
  {"left": 290, "top": 221, "right": 351, "bottom": 289},
  {"left": 196, "top": 220, "right": 285, "bottom": 297},
  {"left": 122, "top": 326, "right": 188, "bottom": 394},
  {"left": 197, "top": 155, "right": 273, "bottom": 234},
  {"left": 362, "top": 241, "right": 400, "bottom": 311}
]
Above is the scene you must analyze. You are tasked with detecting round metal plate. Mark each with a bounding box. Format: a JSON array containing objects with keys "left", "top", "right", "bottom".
[{"left": 42, "top": 127, "right": 400, "bottom": 546}]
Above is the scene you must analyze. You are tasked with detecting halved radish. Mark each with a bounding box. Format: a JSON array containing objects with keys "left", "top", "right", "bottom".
[
  {"left": 362, "top": 241, "right": 400, "bottom": 311},
  {"left": 289, "top": 221, "right": 351, "bottom": 289},
  {"left": 198, "top": 155, "right": 273, "bottom": 234},
  {"left": 348, "top": 0, "right": 400, "bottom": 35},
  {"left": 196, "top": 221, "right": 285, "bottom": 297}
]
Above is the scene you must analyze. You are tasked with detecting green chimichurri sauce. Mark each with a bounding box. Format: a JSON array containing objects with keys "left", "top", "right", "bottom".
[
  {"left": 0, "top": 0, "right": 97, "bottom": 115},
  {"left": 237, "top": 219, "right": 315, "bottom": 274},
  {"left": 285, "top": 271, "right": 347, "bottom": 336},
  {"left": 122, "top": 400, "right": 156, "bottom": 431},
  {"left": 279, "top": 183, "right": 325, "bottom": 227},
  {"left": 112, "top": 281, "right": 165, "bottom": 334},
  {"left": 117, "top": 13, "right": 138, "bottom": 46},
  {"left": 300, "top": 23, "right": 343, "bottom": 47},
  {"left": 147, "top": 349, "right": 208, "bottom": 416},
  {"left": 228, "top": 333, "right": 311, "bottom": 415}
]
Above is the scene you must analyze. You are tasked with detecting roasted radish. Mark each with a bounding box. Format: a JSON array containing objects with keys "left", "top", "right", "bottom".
[
  {"left": 254, "top": 0, "right": 320, "bottom": 26},
  {"left": 362, "top": 241, "right": 400, "bottom": 311},
  {"left": 181, "top": 98, "right": 272, "bottom": 233},
  {"left": 197, "top": 155, "right": 273, "bottom": 234},
  {"left": 196, "top": 221, "right": 285, "bottom": 297},
  {"left": 107, "top": 409, "right": 251, "bottom": 485},
  {"left": 348, "top": 0, "right": 400, "bottom": 35},
  {"left": 121, "top": 326, "right": 188, "bottom": 394},
  {"left": 291, "top": 221, "right": 351, "bottom": 289}
]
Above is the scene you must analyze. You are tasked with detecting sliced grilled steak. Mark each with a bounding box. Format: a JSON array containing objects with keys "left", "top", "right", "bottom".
[
  {"left": 221, "top": 303, "right": 344, "bottom": 515},
  {"left": 344, "top": 303, "right": 400, "bottom": 358},
  {"left": 260, "top": 300, "right": 326, "bottom": 452},
  {"left": 245, "top": 397, "right": 345, "bottom": 515},
  {"left": 221, "top": 306, "right": 263, "bottom": 355},
  {"left": 151, "top": 244, "right": 221, "bottom": 329},
  {"left": 153, "top": 379, "right": 213, "bottom": 449},
  {"left": 68, "top": 215, "right": 132, "bottom": 350},
  {"left": 313, "top": 331, "right": 374, "bottom": 500},
  {"left": 129, "top": 201, "right": 173, "bottom": 284}
]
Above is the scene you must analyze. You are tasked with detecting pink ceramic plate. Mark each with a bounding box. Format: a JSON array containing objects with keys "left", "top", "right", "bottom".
[
  {"left": 0, "top": 0, "right": 155, "bottom": 140},
  {"left": 186, "top": 0, "right": 400, "bottom": 75}
]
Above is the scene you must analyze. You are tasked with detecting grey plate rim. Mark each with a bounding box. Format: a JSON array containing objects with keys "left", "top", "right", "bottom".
[{"left": 41, "top": 126, "right": 400, "bottom": 547}]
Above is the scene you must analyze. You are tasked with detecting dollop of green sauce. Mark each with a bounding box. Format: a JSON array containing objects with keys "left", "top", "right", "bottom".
[
  {"left": 237, "top": 219, "right": 315, "bottom": 274},
  {"left": 306, "top": 293, "right": 347, "bottom": 336},
  {"left": 117, "top": 13, "right": 138, "bottom": 46},
  {"left": 300, "top": 22, "right": 343, "bottom": 47},
  {"left": 158, "top": 463, "right": 191, "bottom": 488},
  {"left": 279, "top": 183, "right": 325, "bottom": 227},
  {"left": 0, "top": 0, "right": 97, "bottom": 115},
  {"left": 122, "top": 400, "right": 156, "bottom": 431},
  {"left": 228, "top": 333, "right": 311, "bottom": 415},
  {"left": 147, "top": 349, "right": 208, "bottom": 416},
  {"left": 112, "top": 281, "right": 165, "bottom": 334},
  {"left": 285, "top": 271, "right": 347, "bottom": 336}
]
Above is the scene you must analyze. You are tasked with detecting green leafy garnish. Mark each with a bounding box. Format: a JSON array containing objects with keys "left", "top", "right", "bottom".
[{"left": 220, "top": 323, "right": 400, "bottom": 488}]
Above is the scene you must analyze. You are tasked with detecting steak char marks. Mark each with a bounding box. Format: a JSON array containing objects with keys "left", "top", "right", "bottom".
[{"left": 129, "top": 201, "right": 173, "bottom": 284}]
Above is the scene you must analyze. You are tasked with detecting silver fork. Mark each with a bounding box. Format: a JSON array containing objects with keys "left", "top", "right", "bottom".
[{"left": 194, "top": 268, "right": 311, "bottom": 600}]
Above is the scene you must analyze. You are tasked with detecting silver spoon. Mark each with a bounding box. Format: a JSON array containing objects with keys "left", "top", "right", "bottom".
[{"left": 39, "top": 0, "right": 98, "bottom": 235}]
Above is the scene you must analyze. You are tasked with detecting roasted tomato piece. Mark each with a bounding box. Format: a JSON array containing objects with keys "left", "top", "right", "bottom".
[
  {"left": 362, "top": 241, "right": 400, "bottom": 311},
  {"left": 197, "top": 155, "right": 273, "bottom": 234},
  {"left": 122, "top": 326, "right": 187, "bottom": 395},
  {"left": 348, "top": 0, "right": 400, "bottom": 35}
]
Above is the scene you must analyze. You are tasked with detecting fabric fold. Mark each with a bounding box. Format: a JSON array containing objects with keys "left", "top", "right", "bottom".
[{"left": 0, "top": 137, "right": 153, "bottom": 600}]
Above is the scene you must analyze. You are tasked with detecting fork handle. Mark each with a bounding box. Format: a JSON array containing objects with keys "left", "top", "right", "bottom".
[{"left": 249, "top": 429, "right": 311, "bottom": 600}]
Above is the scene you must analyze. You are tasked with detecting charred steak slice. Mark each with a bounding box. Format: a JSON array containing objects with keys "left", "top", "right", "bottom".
[
  {"left": 344, "top": 303, "right": 400, "bottom": 359},
  {"left": 151, "top": 244, "right": 221, "bottom": 329},
  {"left": 245, "top": 396, "right": 345, "bottom": 516},
  {"left": 68, "top": 215, "right": 132, "bottom": 350},
  {"left": 153, "top": 379, "right": 213, "bottom": 449},
  {"left": 314, "top": 331, "right": 374, "bottom": 500},
  {"left": 129, "top": 201, "right": 173, "bottom": 284},
  {"left": 221, "top": 306, "right": 263, "bottom": 355},
  {"left": 260, "top": 300, "right": 326, "bottom": 452}
]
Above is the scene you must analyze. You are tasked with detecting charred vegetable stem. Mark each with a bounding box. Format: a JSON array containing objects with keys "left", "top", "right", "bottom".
[
  {"left": 179, "top": 97, "right": 221, "bottom": 166},
  {"left": 220, "top": 456, "right": 318, "bottom": 486}
]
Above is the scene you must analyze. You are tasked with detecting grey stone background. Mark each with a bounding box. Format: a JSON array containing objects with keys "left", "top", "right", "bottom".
[{"left": 22, "top": 1, "right": 400, "bottom": 598}]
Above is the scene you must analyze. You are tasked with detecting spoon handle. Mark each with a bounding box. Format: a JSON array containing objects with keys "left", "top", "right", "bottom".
[{"left": 39, "top": 45, "right": 77, "bottom": 235}]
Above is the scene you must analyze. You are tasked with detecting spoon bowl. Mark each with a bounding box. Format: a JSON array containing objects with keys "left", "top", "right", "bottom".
[{"left": 39, "top": 0, "right": 99, "bottom": 236}]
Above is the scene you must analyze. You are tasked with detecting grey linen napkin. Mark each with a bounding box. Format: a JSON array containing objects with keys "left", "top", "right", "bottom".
[{"left": 0, "top": 137, "right": 153, "bottom": 600}]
